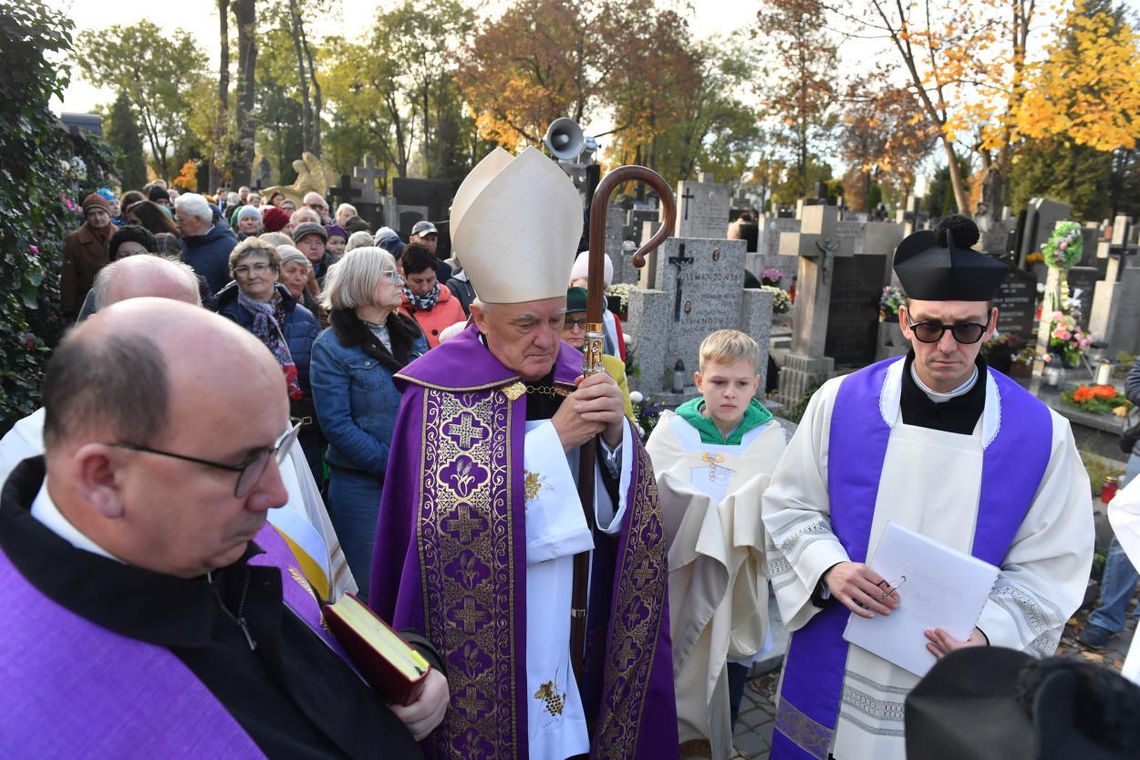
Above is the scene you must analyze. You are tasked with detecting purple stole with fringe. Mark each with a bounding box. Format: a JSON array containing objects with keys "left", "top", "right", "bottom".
[
  {"left": 0, "top": 523, "right": 335, "bottom": 758},
  {"left": 770, "top": 358, "right": 1052, "bottom": 760}
]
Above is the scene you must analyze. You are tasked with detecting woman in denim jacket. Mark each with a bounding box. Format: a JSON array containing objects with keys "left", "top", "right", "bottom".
[{"left": 310, "top": 247, "right": 427, "bottom": 596}]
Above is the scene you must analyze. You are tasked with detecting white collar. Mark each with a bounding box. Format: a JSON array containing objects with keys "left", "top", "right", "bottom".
[
  {"left": 30, "top": 478, "right": 122, "bottom": 562},
  {"left": 879, "top": 358, "right": 1001, "bottom": 448},
  {"left": 909, "top": 363, "right": 979, "bottom": 403}
]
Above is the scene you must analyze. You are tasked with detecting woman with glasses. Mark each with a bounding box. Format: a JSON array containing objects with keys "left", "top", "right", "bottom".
[
  {"left": 214, "top": 239, "right": 323, "bottom": 487},
  {"left": 560, "top": 286, "right": 635, "bottom": 421},
  {"left": 310, "top": 247, "right": 427, "bottom": 596}
]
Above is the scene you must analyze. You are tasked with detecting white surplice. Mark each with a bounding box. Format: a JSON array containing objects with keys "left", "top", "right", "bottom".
[
  {"left": 762, "top": 360, "right": 1094, "bottom": 760},
  {"left": 1108, "top": 476, "right": 1140, "bottom": 684},
  {"left": 521, "top": 419, "right": 632, "bottom": 760},
  {"left": 647, "top": 411, "right": 786, "bottom": 760}
]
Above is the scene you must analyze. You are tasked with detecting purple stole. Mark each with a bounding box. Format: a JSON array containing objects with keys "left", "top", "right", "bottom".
[
  {"left": 370, "top": 323, "right": 678, "bottom": 759},
  {"left": 771, "top": 359, "right": 1052, "bottom": 760},
  {"left": 0, "top": 523, "right": 334, "bottom": 758}
]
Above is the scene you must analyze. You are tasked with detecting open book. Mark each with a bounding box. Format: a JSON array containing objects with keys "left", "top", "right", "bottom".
[
  {"left": 323, "top": 594, "right": 432, "bottom": 705},
  {"left": 843, "top": 522, "right": 1000, "bottom": 677}
]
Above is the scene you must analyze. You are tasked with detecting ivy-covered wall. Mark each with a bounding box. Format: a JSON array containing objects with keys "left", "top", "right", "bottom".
[{"left": 1, "top": 2, "right": 115, "bottom": 435}]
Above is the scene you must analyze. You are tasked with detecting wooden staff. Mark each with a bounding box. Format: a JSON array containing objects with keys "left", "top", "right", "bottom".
[{"left": 569, "top": 166, "right": 677, "bottom": 689}]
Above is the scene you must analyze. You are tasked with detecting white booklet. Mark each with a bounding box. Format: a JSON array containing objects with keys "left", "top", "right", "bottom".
[{"left": 842, "top": 522, "right": 1000, "bottom": 677}]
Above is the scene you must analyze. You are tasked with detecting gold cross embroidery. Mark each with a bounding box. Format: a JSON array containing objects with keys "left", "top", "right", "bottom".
[
  {"left": 452, "top": 596, "right": 490, "bottom": 635},
  {"left": 446, "top": 411, "right": 489, "bottom": 450},
  {"left": 443, "top": 503, "right": 483, "bottom": 544},
  {"left": 454, "top": 684, "right": 490, "bottom": 719},
  {"left": 701, "top": 451, "right": 729, "bottom": 482}
]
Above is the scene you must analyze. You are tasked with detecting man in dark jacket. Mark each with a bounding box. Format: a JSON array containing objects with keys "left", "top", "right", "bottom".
[
  {"left": 176, "top": 192, "right": 237, "bottom": 295},
  {"left": 0, "top": 299, "right": 448, "bottom": 757}
]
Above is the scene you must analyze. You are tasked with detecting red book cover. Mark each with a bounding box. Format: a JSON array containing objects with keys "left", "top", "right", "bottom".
[{"left": 323, "top": 594, "right": 431, "bottom": 706}]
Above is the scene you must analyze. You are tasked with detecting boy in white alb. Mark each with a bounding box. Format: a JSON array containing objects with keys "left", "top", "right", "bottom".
[{"left": 646, "top": 330, "right": 787, "bottom": 759}]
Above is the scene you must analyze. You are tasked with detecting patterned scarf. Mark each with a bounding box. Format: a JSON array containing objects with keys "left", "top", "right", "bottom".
[
  {"left": 403, "top": 282, "right": 441, "bottom": 312},
  {"left": 238, "top": 288, "right": 302, "bottom": 400}
]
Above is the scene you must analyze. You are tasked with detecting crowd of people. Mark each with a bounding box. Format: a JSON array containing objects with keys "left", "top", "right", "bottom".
[{"left": 5, "top": 154, "right": 1139, "bottom": 759}]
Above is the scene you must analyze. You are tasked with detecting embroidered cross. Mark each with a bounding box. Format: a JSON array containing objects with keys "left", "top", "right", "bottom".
[
  {"left": 454, "top": 685, "right": 489, "bottom": 719},
  {"left": 452, "top": 596, "right": 490, "bottom": 635},
  {"left": 444, "top": 503, "right": 483, "bottom": 543},
  {"left": 631, "top": 558, "right": 655, "bottom": 590},
  {"left": 446, "top": 411, "right": 489, "bottom": 450},
  {"left": 614, "top": 638, "right": 640, "bottom": 670}
]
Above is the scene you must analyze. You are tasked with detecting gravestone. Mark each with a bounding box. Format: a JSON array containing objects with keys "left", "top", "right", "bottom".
[
  {"left": 1019, "top": 198, "right": 1071, "bottom": 265},
  {"left": 602, "top": 205, "right": 636, "bottom": 285},
  {"left": 1066, "top": 266, "right": 1099, "bottom": 330},
  {"left": 1090, "top": 215, "right": 1140, "bottom": 351},
  {"left": 675, "top": 174, "right": 731, "bottom": 239},
  {"left": 391, "top": 177, "right": 455, "bottom": 257},
  {"left": 628, "top": 207, "right": 658, "bottom": 246},
  {"left": 329, "top": 173, "right": 383, "bottom": 231},
  {"left": 825, "top": 254, "right": 888, "bottom": 368},
  {"left": 626, "top": 237, "right": 774, "bottom": 397},
  {"left": 992, "top": 267, "right": 1038, "bottom": 341},
  {"left": 352, "top": 155, "right": 384, "bottom": 204},
  {"left": 895, "top": 194, "right": 925, "bottom": 235}
]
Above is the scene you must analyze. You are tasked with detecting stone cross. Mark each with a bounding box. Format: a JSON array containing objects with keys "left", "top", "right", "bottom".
[
  {"left": 352, "top": 155, "right": 385, "bottom": 204},
  {"left": 681, "top": 187, "right": 695, "bottom": 221}
]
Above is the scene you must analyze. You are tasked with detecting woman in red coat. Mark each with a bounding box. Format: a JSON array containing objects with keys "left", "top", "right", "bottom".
[
  {"left": 398, "top": 243, "right": 466, "bottom": 348},
  {"left": 60, "top": 194, "right": 115, "bottom": 320}
]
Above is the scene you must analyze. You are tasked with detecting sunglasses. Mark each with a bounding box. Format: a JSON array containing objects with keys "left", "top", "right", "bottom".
[{"left": 905, "top": 319, "right": 989, "bottom": 344}]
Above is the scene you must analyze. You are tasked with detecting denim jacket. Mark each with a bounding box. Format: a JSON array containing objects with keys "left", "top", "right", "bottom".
[{"left": 310, "top": 326, "right": 428, "bottom": 476}]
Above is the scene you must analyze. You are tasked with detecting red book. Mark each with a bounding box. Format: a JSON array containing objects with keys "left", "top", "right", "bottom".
[{"left": 323, "top": 594, "right": 431, "bottom": 706}]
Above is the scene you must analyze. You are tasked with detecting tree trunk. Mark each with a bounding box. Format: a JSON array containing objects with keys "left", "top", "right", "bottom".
[
  {"left": 941, "top": 139, "right": 970, "bottom": 214},
  {"left": 232, "top": 0, "right": 257, "bottom": 186},
  {"left": 288, "top": 0, "right": 314, "bottom": 155},
  {"left": 296, "top": 6, "right": 322, "bottom": 157},
  {"left": 213, "top": 0, "right": 230, "bottom": 191}
]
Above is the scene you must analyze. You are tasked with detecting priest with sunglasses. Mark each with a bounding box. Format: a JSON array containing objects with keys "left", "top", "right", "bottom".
[{"left": 761, "top": 215, "right": 1093, "bottom": 760}]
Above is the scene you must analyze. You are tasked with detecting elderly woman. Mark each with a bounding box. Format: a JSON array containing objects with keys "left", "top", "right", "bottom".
[
  {"left": 235, "top": 205, "right": 262, "bottom": 240},
  {"left": 334, "top": 203, "right": 358, "bottom": 227},
  {"left": 278, "top": 244, "right": 323, "bottom": 317},
  {"left": 310, "top": 247, "right": 427, "bottom": 596},
  {"left": 61, "top": 194, "right": 115, "bottom": 320},
  {"left": 214, "top": 238, "right": 323, "bottom": 485}
]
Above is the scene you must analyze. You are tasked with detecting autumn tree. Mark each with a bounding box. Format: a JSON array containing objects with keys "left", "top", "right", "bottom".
[
  {"left": 458, "top": 0, "right": 636, "bottom": 149},
  {"left": 76, "top": 21, "right": 208, "bottom": 180},
  {"left": 840, "top": 72, "right": 939, "bottom": 211},
  {"left": 756, "top": 0, "right": 839, "bottom": 199},
  {"left": 855, "top": 0, "right": 1036, "bottom": 219},
  {"left": 1017, "top": 0, "right": 1140, "bottom": 152}
]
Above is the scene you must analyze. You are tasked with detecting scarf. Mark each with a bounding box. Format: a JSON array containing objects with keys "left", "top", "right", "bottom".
[
  {"left": 238, "top": 288, "right": 303, "bottom": 400},
  {"left": 330, "top": 309, "right": 424, "bottom": 374},
  {"left": 403, "top": 282, "right": 441, "bottom": 312}
]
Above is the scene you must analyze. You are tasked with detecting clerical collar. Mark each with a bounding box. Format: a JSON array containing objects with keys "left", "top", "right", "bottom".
[
  {"left": 31, "top": 476, "right": 122, "bottom": 563},
  {"left": 909, "top": 362, "right": 979, "bottom": 404}
]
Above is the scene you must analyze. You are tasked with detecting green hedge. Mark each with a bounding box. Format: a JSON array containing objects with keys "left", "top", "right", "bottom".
[{"left": 1, "top": 2, "right": 115, "bottom": 435}]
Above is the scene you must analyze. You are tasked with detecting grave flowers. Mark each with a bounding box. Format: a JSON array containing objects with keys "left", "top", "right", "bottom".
[
  {"left": 1046, "top": 311, "right": 1092, "bottom": 367},
  {"left": 762, "top": 285, "right": 792, "bottom": 314},
  {"left": 879, "top": 285, "right": 906, "bottom": 322},
  {"left": 1061, "top": 384, "right": 1132, "bottom": 416},
  {"left": 761, "top": 267, "right": 784, "bottom": 286}
]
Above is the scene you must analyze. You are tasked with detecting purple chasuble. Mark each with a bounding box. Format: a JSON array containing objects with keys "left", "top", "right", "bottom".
[
  {"left": 771, "top": 359, "right": 1052, "bottom": 760},
  {"left": 370, "top": 323, "right": 678, "bottom": 759}
]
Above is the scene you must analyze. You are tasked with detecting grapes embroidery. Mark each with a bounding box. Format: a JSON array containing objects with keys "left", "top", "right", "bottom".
[{"left": 534, "top": 679, "right": 566, "bottom": 716}]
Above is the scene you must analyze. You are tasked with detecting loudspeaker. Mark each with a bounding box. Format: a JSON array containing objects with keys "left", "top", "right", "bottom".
[{"left": 544, "top": 118, "right": 585, "bottom": 161}]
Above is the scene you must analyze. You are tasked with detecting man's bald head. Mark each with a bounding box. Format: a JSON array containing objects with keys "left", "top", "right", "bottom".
[
  {"left": 91, "top": 255, "right": 201, "bottom": 311},
  {"left": 43, "top": 299, "right": 283, "bottom": 452}
]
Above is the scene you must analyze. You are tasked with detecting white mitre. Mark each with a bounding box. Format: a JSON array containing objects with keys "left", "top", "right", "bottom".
[{"left": 451, "top": 146, "right": 581, "bottom": 304}]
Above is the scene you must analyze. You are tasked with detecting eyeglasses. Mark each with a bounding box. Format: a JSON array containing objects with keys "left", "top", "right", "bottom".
[
  {"left": 906, "top": 318, "right": 990, "bottom": 344},
  {"left": 380, "top": 269, "right": 403, "bottom": 282},
  {"left": 233, "top": 262, "right": 273, "bottom": 277},
  {"left": 564, "top": 318, "right": 588, "bottom": 330},
  {"left": 307, "top": 203, "right": 327, "bottom": 211},
  {"left": 106, "top": 422, "right": 301, "bottom": 498}
]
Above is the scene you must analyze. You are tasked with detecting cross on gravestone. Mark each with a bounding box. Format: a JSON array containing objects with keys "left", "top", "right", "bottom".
[
  {"left": 352, "top": 155, "right": 385, "bottom": 205},
  {"left": 668, "top": 243, "right": 695, "bottom": 322},
  {"left": 329, "top": 174, "right": 365, "bottom": 208},
  {"left": 681, "top": 187, "right": 695, "bottom": 221}
]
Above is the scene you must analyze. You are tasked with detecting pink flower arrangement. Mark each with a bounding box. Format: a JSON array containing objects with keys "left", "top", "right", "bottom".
[{"left": 1047, "top": 312, "right": 1091, "bottom": 365}]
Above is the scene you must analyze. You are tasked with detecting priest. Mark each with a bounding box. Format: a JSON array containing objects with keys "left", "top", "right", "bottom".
[
  {"left": 370, "top": 147, "right": 678, "bottom": 759},
  {"left": 762, "top": 215, "right": 1094, "bottom": 760}
]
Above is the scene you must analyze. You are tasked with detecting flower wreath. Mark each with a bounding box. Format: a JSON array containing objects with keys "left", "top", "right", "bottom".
[{"left": 1042, "top": 221, "right": 1083, "bottom": 271}]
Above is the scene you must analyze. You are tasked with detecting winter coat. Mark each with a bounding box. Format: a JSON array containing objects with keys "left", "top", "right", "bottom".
[
  {"left": 182, "top": 221, "right": 238, "bottom": 296},
  {"left": 398, "top": 285, "right": 466, "bottom": 349},
  {"left": 60, "top": 224, "right": 111, "bottom": 317}
]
